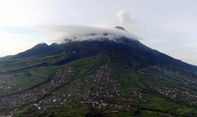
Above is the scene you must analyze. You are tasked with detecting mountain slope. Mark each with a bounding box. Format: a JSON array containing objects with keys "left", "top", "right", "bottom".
[
  {"left": 0, "top": 37, "right": 197, "bottom": 116},
  {"left": 15, "top": 37, "right": 197, "bottom": 71}
]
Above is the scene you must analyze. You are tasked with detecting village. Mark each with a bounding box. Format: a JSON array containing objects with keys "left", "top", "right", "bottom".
[
  {"left": 1, "top": 64, "right": 197, "bottom": 116},
  {"left": 28, "top": 66, "right": 145, "bottom": 112},
  {"left": 153, "top": 85, "right": 197, "bottom": 105},
  {"left": 0, "top": 65, "right": 149, "bottom": 116},
  {"left": 0, "top": 66, "right": 73, "bottom": 111}
]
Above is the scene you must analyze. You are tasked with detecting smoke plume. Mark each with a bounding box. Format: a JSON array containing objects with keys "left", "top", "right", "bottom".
[{"left": 117, "top": 10, "right": 139, "bottom": 33}]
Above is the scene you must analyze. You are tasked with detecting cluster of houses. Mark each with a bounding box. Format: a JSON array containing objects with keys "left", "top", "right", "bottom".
[
  {"left": 153, "top": 85, "right": 197, "bottom": 105},
  {"left": 24, "top": 66, "right": 136, "bottom": 112},
  {"left": 0, "top": 65, "right": 147, "bottom": 115},
  {"left": 0, "top": 74, "right": 17, "bottom": 95},
  {"left": 0, "top": 66, "right": 73, "bottom": 110}
]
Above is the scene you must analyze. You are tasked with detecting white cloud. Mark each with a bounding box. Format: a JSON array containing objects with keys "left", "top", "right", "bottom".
[{"left": 37, "top": 25, "right": 138, "bottom": 44}]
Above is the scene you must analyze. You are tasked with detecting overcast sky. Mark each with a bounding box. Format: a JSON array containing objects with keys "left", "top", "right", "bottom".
[{"left": 0, "top": 0, "right": 197, "bottom": 65}]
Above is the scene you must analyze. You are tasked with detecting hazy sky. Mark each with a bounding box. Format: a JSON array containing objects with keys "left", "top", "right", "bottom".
[{"left": 1, "top": 0, "right": 197, "bottom": 65}]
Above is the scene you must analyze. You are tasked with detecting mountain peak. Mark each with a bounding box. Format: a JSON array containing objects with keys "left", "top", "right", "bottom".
[
  {"left": 115, "top": 26, "right": 127, "bottom": 32},
  {"left": 33, "top": 43, "right": 48, "bottom": 48},
  {"left": 15, "top": 43, "right": 53, "bottom": 58}
]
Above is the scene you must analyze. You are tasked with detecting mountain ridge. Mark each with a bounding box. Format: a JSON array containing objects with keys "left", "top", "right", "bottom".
[{"left": 14, "top": 37, "right": 197, "bottom": 71}]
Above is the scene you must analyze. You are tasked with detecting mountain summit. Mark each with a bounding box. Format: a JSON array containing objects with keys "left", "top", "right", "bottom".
[
  {"left": 115, "top": 26, "right": 127, "bottom": 31},
  {"left": 0, "top": 29, "right": 197, "bottom": 116}
]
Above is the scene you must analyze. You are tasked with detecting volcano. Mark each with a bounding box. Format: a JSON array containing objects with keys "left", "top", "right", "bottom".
[{"left": 0, "top": 27, "right": 197, "bottom": 116}]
